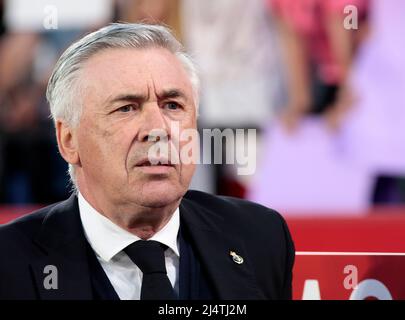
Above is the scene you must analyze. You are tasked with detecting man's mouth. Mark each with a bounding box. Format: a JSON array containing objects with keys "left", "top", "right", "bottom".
[
  {"left": 135, "top": 158, "right": 175, "bottom": 175},
  {"left": 135, "top": 158, "right": 174, "bottom": 167}
]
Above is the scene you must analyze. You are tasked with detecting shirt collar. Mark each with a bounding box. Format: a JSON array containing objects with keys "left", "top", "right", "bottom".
[{"left": 78, "top": 192, "right": 180, "bottom": 262}]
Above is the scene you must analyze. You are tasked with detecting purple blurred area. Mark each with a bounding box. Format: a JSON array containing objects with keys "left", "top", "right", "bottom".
[{"left": 0, "top": 0, "right": 404, "bottom": 214}]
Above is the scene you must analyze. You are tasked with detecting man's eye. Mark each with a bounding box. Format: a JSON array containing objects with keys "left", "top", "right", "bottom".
[
  {"left": 117, "top": 105, "right": 137, "bottom": 112},
  {"left": 164, "top": 102, "right": 181, "bottom": 110}
]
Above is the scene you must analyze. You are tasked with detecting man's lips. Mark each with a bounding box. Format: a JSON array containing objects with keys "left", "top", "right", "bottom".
[
  {"left": 134, "top": 158, "right": 175, "bottom": 168},
  {"left": 135, "top": 159, "right": 175, "bottom": 175}
]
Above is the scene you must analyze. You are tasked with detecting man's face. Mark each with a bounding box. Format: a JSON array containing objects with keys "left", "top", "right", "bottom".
[{"left": 74, "top": 47, "right": 197, "bottom": 208}]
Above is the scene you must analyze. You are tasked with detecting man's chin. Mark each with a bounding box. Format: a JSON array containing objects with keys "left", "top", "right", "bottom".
[
  {"left": 136, "top": 183, "right": 185, "bottom": 208},
  {"left": 137, "top": 195, "right": 182, "bottom": 208}
]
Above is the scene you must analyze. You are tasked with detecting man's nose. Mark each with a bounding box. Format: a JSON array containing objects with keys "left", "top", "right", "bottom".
[{"left": 138, "top": 103, "right": 169, "bottom": 142}]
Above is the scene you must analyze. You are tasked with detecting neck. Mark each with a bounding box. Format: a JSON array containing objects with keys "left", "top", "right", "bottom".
[{"left": 77, "top": 178, "right": 180, "bottom": 239}]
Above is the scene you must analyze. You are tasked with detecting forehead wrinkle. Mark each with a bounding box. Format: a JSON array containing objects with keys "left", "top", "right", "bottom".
[{"left": 146, "top": 73, "right": 157, "bottom": 102}]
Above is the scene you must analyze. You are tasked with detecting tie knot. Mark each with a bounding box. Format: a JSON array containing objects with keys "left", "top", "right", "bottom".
[{"left": 124, "top": 240, "right": 167, "bottom": 274}]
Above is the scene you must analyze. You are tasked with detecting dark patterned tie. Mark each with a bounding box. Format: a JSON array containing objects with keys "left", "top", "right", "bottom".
[{"left": 124, "top": 240, "right": 176, "bottom": 300}]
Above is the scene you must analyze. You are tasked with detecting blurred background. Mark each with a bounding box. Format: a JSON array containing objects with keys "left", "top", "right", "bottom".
[{"left": 0, "top": 0, "right": 404, "bottom": 215}]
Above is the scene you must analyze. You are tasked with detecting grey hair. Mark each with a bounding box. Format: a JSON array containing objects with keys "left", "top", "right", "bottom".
[{"left": 46, "top": 23, "right": 200, "bottom": 189}]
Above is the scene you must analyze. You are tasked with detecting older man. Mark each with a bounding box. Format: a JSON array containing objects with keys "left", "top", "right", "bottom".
[{"left": 0, "top": 23, "right": 294, "bottom": 300}]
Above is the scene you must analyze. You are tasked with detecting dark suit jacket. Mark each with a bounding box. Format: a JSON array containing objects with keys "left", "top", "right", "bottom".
[{"left": 0, "top": 190, "right": 295, "bottom": 300}]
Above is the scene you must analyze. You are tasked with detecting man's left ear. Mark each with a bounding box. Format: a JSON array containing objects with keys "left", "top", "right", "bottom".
[{"left": 55, "top": 120, "right": 80, "bottom": 166}]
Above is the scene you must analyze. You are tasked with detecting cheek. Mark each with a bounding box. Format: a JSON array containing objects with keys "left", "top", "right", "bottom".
[
  {"left": 78, "top": 122, "right": 129, "bottom": 168},
  {"left": 78, "top": 131, "right": 105, "bottom": 172},
  {"left": 180, "top": 163, "right": 196, "bottom": 186}
]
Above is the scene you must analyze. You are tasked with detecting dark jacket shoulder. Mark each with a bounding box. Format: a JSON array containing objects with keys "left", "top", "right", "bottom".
[
  {"left": 183, "top": 189, "right": 291, "bottom": 237},
  {"left": 0, "top": 202, "right": 60, "bottom": 244}
]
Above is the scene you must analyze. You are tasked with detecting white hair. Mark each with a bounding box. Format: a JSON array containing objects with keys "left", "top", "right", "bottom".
[{"left": 46, "top": 23, "right": 200, "bottom": 189}]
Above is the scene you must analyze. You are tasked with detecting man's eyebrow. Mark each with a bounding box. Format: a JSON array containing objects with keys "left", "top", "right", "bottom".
[
  {"left": 107, "top": 94, "right": 146, "bottom": 105},
  {"left": 157, "top": 89, "right": 188, "bottom": 101},
  {"left": 105, "top": 89, "right": 188, "bottom": 107}
]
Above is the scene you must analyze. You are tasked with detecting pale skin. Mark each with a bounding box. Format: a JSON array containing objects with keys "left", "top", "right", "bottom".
[{"left": 56, "top": 47, "right": 197, "bottom": 239}]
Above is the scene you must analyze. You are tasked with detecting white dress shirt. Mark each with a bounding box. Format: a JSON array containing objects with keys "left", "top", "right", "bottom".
[{"left": 78, "top": 192, "right": 180, "bottom": 300}]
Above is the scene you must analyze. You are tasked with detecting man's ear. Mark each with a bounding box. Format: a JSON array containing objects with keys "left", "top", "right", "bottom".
[{"left": 56, "top": 120, "right": 80, "bottom": 166}]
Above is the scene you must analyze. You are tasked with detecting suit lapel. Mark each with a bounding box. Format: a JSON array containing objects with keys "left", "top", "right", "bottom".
[
  {"left": 180, "top": 198, "right": 265, "bottom": 300},
  {"left": 30, "top": 194, "right": 93, "bottom": 300}
]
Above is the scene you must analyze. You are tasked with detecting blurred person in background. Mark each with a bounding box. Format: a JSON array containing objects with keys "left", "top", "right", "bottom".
[
  {"left": 247, "top": 0, "right": 373, "bottom": 213},
  {"left": 268, "top": 0, "right": 368, "bottom": 131},
  {"left": 0, "top": 1, "right": 45, "bottom": 203},
  {"left": 181, "top": 0, "right": 284, "bottom": 197},
  {"left": 0, "top": 81, "right": 52, "bottom": 203},
  {"left": 339, "top": 0, "right": 405, "bottom": 205},
  {"left": 0, "top": 0, "right": 113, "bottom": 204},
  {"left": 117, "top": 0, "right": 182, "bottom": 40}
]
